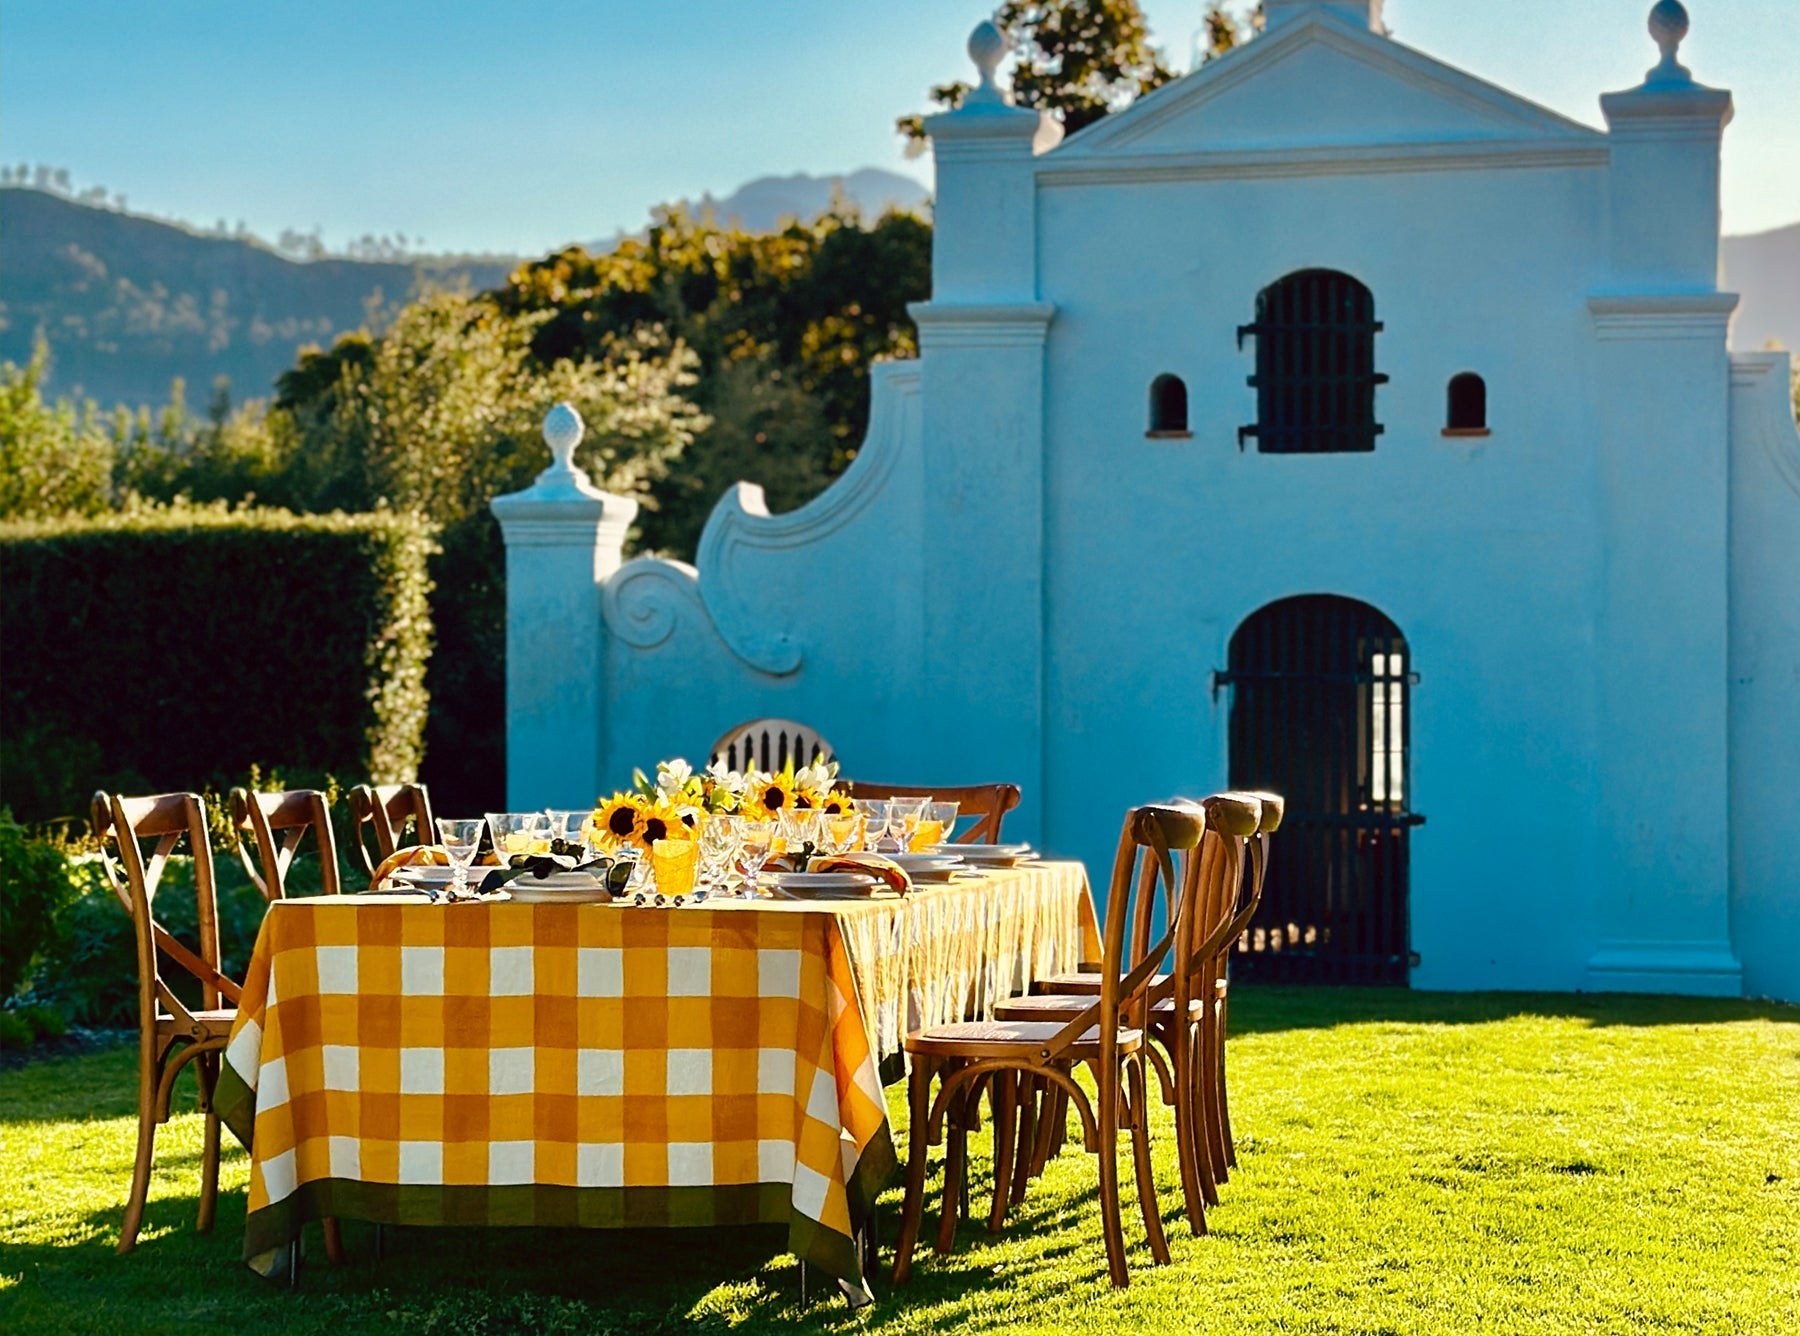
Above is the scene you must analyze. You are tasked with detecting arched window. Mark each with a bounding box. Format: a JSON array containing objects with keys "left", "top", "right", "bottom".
[
  {"left": 1445, "top": 372, "right": 1488, "bottom": 434},
  {"left": 1237, "top": 269, "right": 1386, "bottom": 454},
  {"left": 1147, "top": 374, "right": 1189, "bottom": 436}
]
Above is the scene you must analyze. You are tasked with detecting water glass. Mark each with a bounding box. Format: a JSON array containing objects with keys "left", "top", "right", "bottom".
[
  {"left": 489, "top": 811, "right": 550, "bottom": 861},
  {"left": 913, "top": 800, "right": 961, "bottom": 850},
  {"left": 651, "top": 838, "right": 698, "bottom": 898},
  {"left": 436, "top": 818, "right": 485, "bottom": 897},
  {"left": 817, "top": 809, "right": 860, "bottom": 858},
  {"left": 852, "top": 799, "right": 889, "bottom": 853},
  {"left": 737, "top": 819, "right": 775, "bottom": 897},
  {"left": 698, "top": 814, "right": 739, "bottom": 891},
  {"left": 778, "top": 806, "right": 820, "bottom": 860},
  {"left": 544, "top": 809, "right": 592, "bottom": 857},
  {"left": 883, "top": 796, "right": 929, "bottom": 852}
]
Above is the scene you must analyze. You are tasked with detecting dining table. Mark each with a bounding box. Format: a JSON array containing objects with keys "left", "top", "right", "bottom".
[{"left": 214, "top": 860, "right": 1098, "bottom": 1305}]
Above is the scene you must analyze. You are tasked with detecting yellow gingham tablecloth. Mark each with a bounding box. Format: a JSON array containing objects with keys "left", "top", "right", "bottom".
[{"left": 216, "top": 899, "right": 895, "bottom": 1298}]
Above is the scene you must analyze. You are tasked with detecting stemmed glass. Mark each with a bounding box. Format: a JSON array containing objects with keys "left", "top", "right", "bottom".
[
  {"left": 544, "top": 809, "right": 592, "bottom": 858},
  {"left": 914, "top": 801, "right": 960, "bottom": 851},
  {"left": 853, "top": 799, "right": 890, "bottom": 853},
  {"left": 436, "top": 818, "right": 484, "bottom": 898},
  {"left": 778, "top": 807, "right": 820, "bottom": 867},
  {"left": 817, "top": 809, "right": 859, "bottom": 858},
  {"left": 697, "top": 814, "right": 739, "bottom": 898},
  {"left": 737, "top": 820, "right": 775, "bottom": 898},
  {"left": 487, "top": 811, "right": 549, "bottom": 862},
  {"left": 883, "top": 796, "right": 929, "bottom": 853}
]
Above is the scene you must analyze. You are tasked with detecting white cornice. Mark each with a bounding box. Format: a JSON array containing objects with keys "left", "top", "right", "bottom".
[
  {"left": 1588, "top": 291, "right": 1738, "bottom": 341},
  {"left": 909, "top": 302, "right": 1057, "bottom": 349},
  {"left": 1037, "top": 137, "right": 1607, "bottom": 187}
]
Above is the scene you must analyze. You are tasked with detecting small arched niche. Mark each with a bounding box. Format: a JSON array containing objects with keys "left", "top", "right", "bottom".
[
  {"left": 1444, "top": 372, "right": 1489, "bottom": 436},
  {"left": 1147, "top": 374, "right": 1190, "bottom": 438}
]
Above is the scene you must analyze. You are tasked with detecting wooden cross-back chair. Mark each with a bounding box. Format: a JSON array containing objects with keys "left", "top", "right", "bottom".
[
  {"left": 228, "top": 786, "right": 342, "bottom": 902},
  {"left": 91, "top": 789, "right": 240, "bottom": 1254},
  {"left": 708, "top": 718, "right": 833, "bottom": 774},
  {"left": 997, "top": 792, "right": 1263, "bottom": 1236},
  {"left": 842, "top": 781, "right": 1023, "bottom": 844},
  {"left": 1209, "top": 790, "right": 1283, "bottom": 1182},
  {"left": 892, "top": 803, "right": 1206, "bottom": 1289},
  {"left": 346, "top": 782, "right": 435, "bottom": 882}
]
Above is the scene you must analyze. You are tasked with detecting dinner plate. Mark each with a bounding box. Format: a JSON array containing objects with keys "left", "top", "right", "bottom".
[
  {"left": 507, "top": 883, "right": 612, "bottom": 904},
  {"left": 889, "top": 853, "right": 965, "bottom": 882},
  {"left": 771, "top": 871, "right": 880, "bottom": 892},
  {"left": 935, "top": 843, "right": 1033, "bottom": 858},
  {"left": 391, "top": 864, "right": 460, "bottom": 886}
]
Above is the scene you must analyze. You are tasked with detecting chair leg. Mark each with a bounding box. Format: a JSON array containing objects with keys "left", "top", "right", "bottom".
[
  {"left": 891, "top": 1058, "right": 934, "bottom": 1284},
  {"left": 198, "top": 1110, "right": 221, "bottom": 1233},
  {"left": 323, "top": 1218, "right": 346, "bottom": 1264},
  {"left": 1009, "top": 1075, "right": 1038, "bottom": 1207},
  {"left": 1172, "top": 1025, "right": 1208, "bottom": 1235},
  {"left": 936, "top": 1096, "right": 968, "bottom": 1256},
  {"left": 1095, "top": 1070, "right": 1130, "bottom": 1288},
  {"left": 1202, "top": 1006, "right": 1230, "bottom": 1187},
  {"left": 1126, "top": 1058, "right": 1171, "bottom": 1265},
  {"left": 987, "top": 1070, "right": 1017, "bottom": 1232},
  {"left": 1193, "top": 1023, "right": 1222, "bottom": 1209},
  {"left": 118, "top": 1075, "right": 159, "bottom": 1254},
  {"left": 1217, "top": 993, "right": 1239, "bottom": 1171}
]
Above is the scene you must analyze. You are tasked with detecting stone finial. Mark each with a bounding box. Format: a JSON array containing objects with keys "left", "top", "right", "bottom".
[
  {"left": 966, "top": 20, "right": 1010, "bottom": 105},
  {"left": 1645, "top": 0, "right": 1692, "bottom": 85},
  {"left": 543, "top": 401, "right": 585, "bottom": 472}
]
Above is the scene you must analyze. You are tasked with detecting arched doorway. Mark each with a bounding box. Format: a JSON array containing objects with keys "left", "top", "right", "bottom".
[{"left": 1220, "top": 595, "right": 1420, "bottom": 984}]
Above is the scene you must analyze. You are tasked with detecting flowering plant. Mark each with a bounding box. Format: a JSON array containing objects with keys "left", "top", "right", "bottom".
[{"left": 590, "top": 755, "right": 855, "bottom": 850}]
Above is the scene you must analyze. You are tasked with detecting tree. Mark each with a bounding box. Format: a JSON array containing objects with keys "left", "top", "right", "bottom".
[
  {"left": 0, "top": 342, "right": 114, "bottom": 518},
  {"left": 494, "top": 204, "right": 930, "bottom": 555},
  {"left": 1198, "top": 2, "right": 1264, "bottom": 64},
  {"left": 898, "top": 0, "right": 1174, "bottom": 143}
]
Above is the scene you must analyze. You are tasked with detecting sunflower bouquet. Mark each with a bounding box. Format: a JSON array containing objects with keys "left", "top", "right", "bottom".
[{"left": 590, "top": 756, "right": 855, "bottom": 851}]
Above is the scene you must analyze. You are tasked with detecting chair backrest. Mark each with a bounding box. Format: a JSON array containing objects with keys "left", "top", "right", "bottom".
[
  {"left": 1036, "top": 803, "right": 1205, "bottom": 1063},
  {"left": 1216, "top": 789, "right": 1284, "bottom": 965},
  {"left": 347, "top": 782, "right": 436, "bottom": 879},
  {"left": 228, "top": 787, "right": 342, "bottom": 902},
  {"left": 91, "top": 790, "right": 242, "bottom": 1038},
  {"left": 709, "top": 718, "right": 834, "bottom": 773},
  {"left": 842, "top": 781, "right": 1022, "bottom": 843},
  {"left": 1175, "top": 794, "right": 1263, "bottom": 1002}
]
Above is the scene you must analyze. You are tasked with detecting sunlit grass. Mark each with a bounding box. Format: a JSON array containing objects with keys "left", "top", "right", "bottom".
[{"left": 2, "top": 988, "right": 1796, "bottom": 1333}]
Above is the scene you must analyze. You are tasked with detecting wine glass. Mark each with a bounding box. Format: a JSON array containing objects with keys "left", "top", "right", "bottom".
[
  {"left": 914, "top": 801, "right": 961, "bottom": 851},
  {"left": 817, "top": 809, "right": 859, "bottom": 858},
  {"left": 778, "top": 806, "right": 819, "bottom": 866},
  {"left": 883, "top": 796, "right": 929, "bottom": 853},
  {"left": 490, "top": 811, "right": 550, "bottom": 862},
  {"left": 853, "top": 799, "right": 889, "bottom": 853},
  {"left": 436, "top": 818, "right": 484, "bottom": 898},
  {"left": 697, "top": 814, "right": 739, "bottom": 895},
  {"left": 737, "top": 819, "right": 774, "bottom": 898},
  {"left": 544, "top": 809, "right": 592, "bottom": 858}
]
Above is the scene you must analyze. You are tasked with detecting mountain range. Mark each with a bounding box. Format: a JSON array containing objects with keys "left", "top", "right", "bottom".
[{"left": 0, "top": 175, "right": 1791, "bottom": 414}]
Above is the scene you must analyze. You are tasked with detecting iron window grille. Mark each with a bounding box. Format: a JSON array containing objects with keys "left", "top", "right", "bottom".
[{"left": 1237, "top": 269, "right": 1388, "bottom": 454}]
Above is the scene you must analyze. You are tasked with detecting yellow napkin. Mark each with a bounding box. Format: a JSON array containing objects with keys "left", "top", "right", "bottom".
[{"left": 807, "top": 852, "right": 913, "bottom": 896}]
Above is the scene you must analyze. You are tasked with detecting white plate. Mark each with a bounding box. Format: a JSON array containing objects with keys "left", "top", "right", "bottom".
[
  {"left": 889, "top": 853, "right": 965, "bottom": 882},
  {"left": 956, "top": 850, "right": 1041, "bottom": 868},
  {"left": 934, "top": 843, "right": 1032, "bottom": 858},
  {"left": 507, "top": 883, "right": 612, "bottom": 904},
  {"left": 772, "top": 871, "right": 879, "bottom": 891},
  {"left": 392, "top": 864, "right": 459, "bottom": 885}
]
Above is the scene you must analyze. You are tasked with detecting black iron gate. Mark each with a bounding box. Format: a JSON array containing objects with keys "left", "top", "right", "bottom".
[{"left": 1217, "top": 595, "right": 1421, "bottom": 984}]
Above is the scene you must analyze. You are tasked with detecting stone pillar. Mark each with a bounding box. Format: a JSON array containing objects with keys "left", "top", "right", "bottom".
[
  {"left": 490, "top": 404, "right": 638, "bottom": 811},
  {"left": 1585, "top": 3, "right": 1740, "bottom": 994},
  {"left": 906, "top": 23, "right": 1058, "bottom": 839}
]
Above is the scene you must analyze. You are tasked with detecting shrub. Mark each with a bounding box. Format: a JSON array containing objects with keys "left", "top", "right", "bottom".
[
  {"left": 0, "top": 501, "right": 436, "bottom": 822},
  {"left": 0, "top": 808, "right": 81, "bottom": 998},
  {"left": 0, "top": 1011, "right": 30, "bottom": 1050},
  {"left": 14, "top": 1003, "right": 68, "bottom": 1040}
]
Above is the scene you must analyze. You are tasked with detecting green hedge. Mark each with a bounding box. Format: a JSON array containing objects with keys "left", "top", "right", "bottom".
[{"left": 0, "top": 502, "right": 436, "bottom": 822}]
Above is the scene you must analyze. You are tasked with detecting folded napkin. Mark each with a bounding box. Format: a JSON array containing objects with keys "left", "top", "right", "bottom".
[
  {"left": 368, "top": 843, "right": 449, "bottom": 890},
  {"left": 807, "top": 852, "right": 913, "bottom": 896}
]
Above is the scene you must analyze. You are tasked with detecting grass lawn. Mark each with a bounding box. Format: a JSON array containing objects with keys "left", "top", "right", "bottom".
[{"left": 2, "top": 987, "right": 1796, "bottom": 1334}]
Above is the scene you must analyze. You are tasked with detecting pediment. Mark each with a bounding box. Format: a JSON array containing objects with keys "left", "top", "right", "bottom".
[{"left": 1054, "top": 12, "right": 1601, "bottom": 159}]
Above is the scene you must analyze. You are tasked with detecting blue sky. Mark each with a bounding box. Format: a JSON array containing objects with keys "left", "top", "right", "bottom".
[{"left": 2, "top": 0, "right": 1794, "bottom": 256}]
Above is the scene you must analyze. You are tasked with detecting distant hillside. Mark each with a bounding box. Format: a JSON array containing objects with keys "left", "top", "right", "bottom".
[
  {"left": 593, "top": 168, "right": 932, "bottom": 249},
  {"left": 1722, "top": 222, "right": 1800, "bottom": 352},
  {"left": 0, "top": 187, "right": 516, "bottom": 408}
]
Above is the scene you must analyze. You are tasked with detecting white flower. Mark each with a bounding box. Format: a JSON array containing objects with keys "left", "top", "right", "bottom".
[
  {"left": 706, "top": 758, "right": 748, "bottom": 798},
  {"left": 655, "top": 757, "right": 694, "bottom": 797},
  {"left": 796, "top": 759, "right": 837, "bottom": 793}
]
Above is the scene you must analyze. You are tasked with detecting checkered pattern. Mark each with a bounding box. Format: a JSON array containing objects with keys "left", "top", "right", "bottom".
[{"left": 217, "top": 901, "right": 893, "bottom": 1295}]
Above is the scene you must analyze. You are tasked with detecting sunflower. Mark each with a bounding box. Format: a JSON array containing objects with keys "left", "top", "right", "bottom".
[
  {"left": 818, "top": 789, "right": 856, "bottom": 816},
  {"left": 640, "top": 801, "right": 694, "bottom": 847},
  {"left": 594, "top": 794, "right": 646, "bottom": 848},
  {"left": 749, "top": 771, "right": 796, "bottom": 814}
]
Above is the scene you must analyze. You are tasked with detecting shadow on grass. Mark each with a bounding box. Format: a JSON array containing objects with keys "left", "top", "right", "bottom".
[{"left": 1226, "top": 985, "right": 1800, "bottom": 1037}]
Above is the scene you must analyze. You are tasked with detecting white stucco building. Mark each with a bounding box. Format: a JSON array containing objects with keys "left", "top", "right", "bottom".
[{"left": 495, "top": 0, "right": 1800, "bottom": 1002}]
